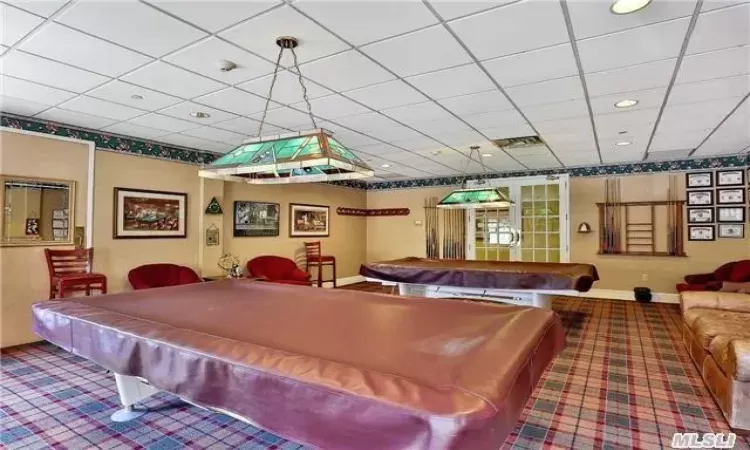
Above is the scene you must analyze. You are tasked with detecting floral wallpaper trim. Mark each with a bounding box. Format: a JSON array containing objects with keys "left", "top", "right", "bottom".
[{"left": 2, "top": 113, "right": 747, "bottom": 192}]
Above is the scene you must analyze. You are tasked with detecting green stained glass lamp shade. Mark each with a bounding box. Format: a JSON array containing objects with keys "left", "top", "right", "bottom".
[
  {"left": 199, "top": 129, "right": 373, "bottom": 184},
  {"left": 437, "top": 187, "right": 514, "bottom": 209}
]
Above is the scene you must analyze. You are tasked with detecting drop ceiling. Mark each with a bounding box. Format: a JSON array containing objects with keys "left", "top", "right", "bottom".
[{"left": 1, "top": 0, "right": 748, "bottom": 181}]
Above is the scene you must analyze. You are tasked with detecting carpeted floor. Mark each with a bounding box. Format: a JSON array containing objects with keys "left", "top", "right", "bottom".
[{"left": 2, "top": 283, "right": 749, "bottom": 449}]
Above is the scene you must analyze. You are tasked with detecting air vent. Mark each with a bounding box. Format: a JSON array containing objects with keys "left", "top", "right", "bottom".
[{"left": 492, "top": 135, "right": 544, "bottom": 149}]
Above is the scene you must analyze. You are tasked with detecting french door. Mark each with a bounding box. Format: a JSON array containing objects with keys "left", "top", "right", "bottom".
[{"left": 465, "top": 175, "right": 570, "bottom": 263}]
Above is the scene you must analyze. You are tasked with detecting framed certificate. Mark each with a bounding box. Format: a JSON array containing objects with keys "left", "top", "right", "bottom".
[
  {"left": 716, "top": 169, "right": 745, "bottom": 187},
  {"left": 688, "top": 225, "right": 715, "bottom": 241},
  {"left": 718, "top": 224, "right": 744, "bottom": 239},
  {"left": 686, "top": 172, "right": 713, "bottom": 188},
  {"left": 717, "top": 207, "right": 745, "bottom": 223},
  {"left": 687, "top": 190, "right": 713, "bottom": 206},
  {"left": 717, "top": 188, "right": 745, "bottom": 205},
  {"left": 687, "top": 207, "right": 713, "bottom": 224}
]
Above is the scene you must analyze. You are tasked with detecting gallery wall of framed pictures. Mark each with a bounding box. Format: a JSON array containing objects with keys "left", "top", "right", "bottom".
[{"left": 686, "top": 168, "right": 748, "bottom": 241}]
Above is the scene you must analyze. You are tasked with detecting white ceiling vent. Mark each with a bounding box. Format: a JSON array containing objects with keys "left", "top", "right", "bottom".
[{"left": 491, "top": 135, "right": 545, "bottom": 150}]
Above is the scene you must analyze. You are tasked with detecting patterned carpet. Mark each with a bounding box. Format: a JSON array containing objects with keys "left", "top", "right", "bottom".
[{"left": 2, "top": 283, "right": 749, "bottom": 450}]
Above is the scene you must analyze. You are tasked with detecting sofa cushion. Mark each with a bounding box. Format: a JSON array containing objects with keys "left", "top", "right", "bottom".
[
  {"left": 729, "top": 260, "right": 750, "bottom": 282},
  {"left": 692, "top": 310, "right": 750, "bottom": 349},
  {"left": 720, "top": 281, "right": 750, "bottom": 294},
  {"left": 709, "top": 336, "right": 750, "bottom": 382},
  {"left": 684, "top": 308, "right": 719, "bottom": 329}
]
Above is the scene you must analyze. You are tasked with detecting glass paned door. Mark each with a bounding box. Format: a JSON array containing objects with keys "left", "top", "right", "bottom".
[
  {"left": 474, "top": 208, "right": 514, "bottom": 261},
  {"left": 520, "top": 184, "right": 561, "bottom": 262}
]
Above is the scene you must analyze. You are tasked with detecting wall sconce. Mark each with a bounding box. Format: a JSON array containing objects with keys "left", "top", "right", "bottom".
[{"left": 577, "top": 222, "right": 592, "bottom": 234}]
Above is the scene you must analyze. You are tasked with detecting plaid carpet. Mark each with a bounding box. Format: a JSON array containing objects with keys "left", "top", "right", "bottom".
[{"left": 2, "top": 283, "right": 749, "bottom": 450}]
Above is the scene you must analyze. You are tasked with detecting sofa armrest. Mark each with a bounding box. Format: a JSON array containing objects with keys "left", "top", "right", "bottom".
[
  {"left": 684, "top": 273, "right": 716, "bottom": 284},
  {"left": 288, "top": 269, "right": 312, "bottom": 282},
  {"left": 681, "top": 291, "right": 750, "bottom": 313},
  {"left": 727, "top": 340, "right": 750, "bottom": 382}
]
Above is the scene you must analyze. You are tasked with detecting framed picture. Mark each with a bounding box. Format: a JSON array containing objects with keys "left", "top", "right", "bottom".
[
  {"left": 233, "top": 201, "right": 280, "bottom": 237},
  {"left": 717, "top": 169, "right": 745, "bottom": 186},
  {"left": 718, "top": 224, "right": 744, "bottom": 239},
  {"left": 717, "top": 206, "right": 745, "bottom": 223},
  {"left": 113, "top": 188, "right": 187, "bottom": 239},
  {"left": 686, "top": 172, "right": 713, "bottom": 188},
  {"left": 205, "top": 224, "right": 220, "bottom": 246},
  {"left": 717, "top": 188, "right": 745, "bottom": 205},
  {"left": 52, "top": 209, "right": 67, "bottom": 219},
  {"left": 52, "top": 219, "right": 67, "bottom": 228},
  {"left": 687, "top": 190, "right": 713, "bottom": 206},
  {"left": 289, "top": 203, "right": 330, "bottom": 237},
  {"left": 687, "top": 207, "right": 714, "bottom": 224},
  {"left": 53, "top": 228, "right": 67, "bottom": 239},
  {"left": 25, "top": 218, "right": 40, "bottom": 236},
  {"left": 688, "top": 225, "right": 715, "bottom": 241}
]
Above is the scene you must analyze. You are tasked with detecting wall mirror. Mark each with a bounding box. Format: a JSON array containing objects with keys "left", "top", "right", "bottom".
[{"left": 1, "top": 175, "right": 75, "bottom": 246}]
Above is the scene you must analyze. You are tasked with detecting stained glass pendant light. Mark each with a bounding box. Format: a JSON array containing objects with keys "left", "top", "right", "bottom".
[
  {"left": 198, "top": 37, "right": 373, "bottom": 184},
  {"left": 437, "top": 146, "right": 514, "bottom": 209}
]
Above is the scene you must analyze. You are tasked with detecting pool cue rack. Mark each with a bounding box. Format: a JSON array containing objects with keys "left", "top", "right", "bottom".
[{"left": 424, "top": 197, "right": 465, "bottom": 260}]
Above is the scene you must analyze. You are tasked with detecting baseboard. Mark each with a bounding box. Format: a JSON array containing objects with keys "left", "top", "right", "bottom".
[
  {"left": 322, "top": 275, "right": 366, "bottom": 288},
  {"left": 581, "top": 288, "right": 680, "bottom": 304}
]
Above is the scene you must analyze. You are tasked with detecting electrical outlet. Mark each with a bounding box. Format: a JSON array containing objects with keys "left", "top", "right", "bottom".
[{"left": 641, "top": 273, "right": 649, "bottom": 281}]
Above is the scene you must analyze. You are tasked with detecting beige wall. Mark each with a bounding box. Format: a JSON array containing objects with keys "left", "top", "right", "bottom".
[
  {"left": 0, "top": 131, "right": 89, "bottom": 347},
  {"left": 224, "top": 182, "right": 367, "bottom": 278}
]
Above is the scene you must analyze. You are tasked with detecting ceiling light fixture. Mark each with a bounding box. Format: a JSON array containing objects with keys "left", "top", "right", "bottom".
[
  {"left": 437, "top": 145, "right": 514, "bottom": 209},
  {"left": 381, "top": 164, "right": 391, "bottom": 168},
  {"left": 614, "top": 99, "right": 639, "bottom": 108},
  {"left": 482, "top": 153, "right": 493, "bottom": 157},
  {"left": 130, "top": 94, "right": 143, "bottom": 100},
  {"left": 610, "top": 0, "right": 652, "bottom": 15},
  {"left": 615, "top": 141, "right": 632, "bottom": 146},
  {"left": 199, "top": 36, "right": 373, "bottom": 184},
  {"left": 190, "top": 111, "right": 211, "bottom": 119}
]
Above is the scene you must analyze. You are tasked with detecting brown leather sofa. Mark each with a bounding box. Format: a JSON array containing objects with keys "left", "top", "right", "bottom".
[{"left": 681, "top": 291, "right": 750, "bottom": 430}]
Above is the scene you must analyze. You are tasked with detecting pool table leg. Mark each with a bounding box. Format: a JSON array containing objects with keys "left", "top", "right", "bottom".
[
  {"left": 110, "top": 373, "right": 159, "bottom": 422},
  {"left": 531, "top": 293, "right": 553, "bottom": 309}
]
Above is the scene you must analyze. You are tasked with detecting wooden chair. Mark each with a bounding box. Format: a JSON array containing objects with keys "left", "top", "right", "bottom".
[
  {"left": 44, "top": 248, "right": 107, "bottom": 299},
  {"left": 304, "top": 241, "right": 336, "bottom": 288}
]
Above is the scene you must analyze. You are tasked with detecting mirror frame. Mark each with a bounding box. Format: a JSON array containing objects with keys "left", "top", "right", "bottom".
[{"left": 0, "top": 174, "right": 76, "bottom": 247}]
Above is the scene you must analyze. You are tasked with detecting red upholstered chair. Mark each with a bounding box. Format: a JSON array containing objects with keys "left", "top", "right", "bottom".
[
  {"left": 44, "top": 248, "right": 107, "bottom": 299},
  {"left": 304, "top": 241, "right": 336, "bottom": 288},
  {"left": 247, "top": 256, "right": 312, "bottom": 285},
  {"left": 128, "top": 264, "right": 202, "bottom": 290},
  {"left": 677, "top": 260, "right": 750, "bottom": 292}
]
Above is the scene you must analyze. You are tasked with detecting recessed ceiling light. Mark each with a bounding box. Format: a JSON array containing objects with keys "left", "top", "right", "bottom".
[
  {"left": 190, "top": 111, "right": 211, "bottom": 119},
  {"left": 130, "top": 94, "right": 143, "bottom": 100},
  {"left": 614, "top": 99, "right": 639, "bottom": 108},
  {"left": 482, "top": 153, "right": 493, "bottom": 157},
  {"left": 618, "top": 130, "right": 628, "bottom": 135},
  {"left": 381, "top": 164, "right": 390, "bottom": 168},
  {"left": 431, "top": 150, "right": 441, "bottom": 156},
  {"left": 610, "top": 0, "right": 652, "bottom": 15},
  {"left": 615, "top": 141, "right": 632, "bottom": 146}
]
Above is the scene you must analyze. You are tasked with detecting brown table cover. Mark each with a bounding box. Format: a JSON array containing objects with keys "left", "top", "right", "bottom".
[
  {"left": 361, "top": 257, "right": 599, "bottom": 292},
  {"left": 32, "top": 280, "right": 566, "bottom": 450}
]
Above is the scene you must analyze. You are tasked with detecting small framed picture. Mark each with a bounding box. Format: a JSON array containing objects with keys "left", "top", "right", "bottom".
[
  {"left": 716, "top": 169, "right": 745, "bottom": 187},
  {"left": 686, "top": 172, "right": 713, "bottom": 188},
  {"left": 717, "top": 188, "right": 745, "bottom": 205},
  {"left": 718, "top": 224, "right": 744, "bottom": 239},
  {"left": 52, "top": 210, "right": 67, "bottom": 219},
  {"left": 52, "top": 219, "right": 67, "bottom": 228},
  {"left": 717, "top": 207, "right": 745, "bottom": 223},
  {"left": 687, "top": 190, "right": 713, "bottom": 206},
  {"left": 688, "top": 225, "right": 715, "bottom": 241},
  {"left": 687, "top": 207, "right": 714, "bottom": 223}
]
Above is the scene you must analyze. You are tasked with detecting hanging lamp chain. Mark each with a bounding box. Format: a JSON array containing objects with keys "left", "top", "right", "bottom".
[
  {"left": 257, "top": 44, "right": 284, "bottom": 138},
  {"left": 291, "top": 46, "right": 317, "bottom": 129}
]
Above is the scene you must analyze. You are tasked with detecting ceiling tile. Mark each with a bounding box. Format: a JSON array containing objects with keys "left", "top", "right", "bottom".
[
  {"left": 390, "top": 136, "right": 442, "bottom": 152},
  {"left": 156, "top": 133, "right": 224, "bottom": 152},
  {"left": 0, "top": 75, "right": 76, "bottom": 105},
  {"left": 87, "top": 80, "right": 182, "bottom": 111},
  {"left": 384, "top": 101, "right": 452, "bottom": 123},
  {"left": 164, "top": 38, "right": 275, "bottom": 84},
  {"left": 650, "top": 128, "right": 712, "bottom": 152},
  {"left": 567, "top": 0, "right": 696, "bottom": 40},
  {"left": 589, "top": 87, "right": 667, "bottom": 115},
  {"left": 249, "top": 106, "right": 314, "bottom": 129},
  {"left": 428, "top": 1, "right": 513, "bottom": 21},
  {"left": 57, "top": 96, "right": 145, "bottom": 121},
  {"left": 294, "top": 1, "right": 437, "bottom": 46},
  {"left": 438, "top": 90, "right": 513, "bottom": 116},
  {"left": 448, "top": 0, "right": 569, "bottom": 61},
  {"left": 482, "top": 43, "right": 578, "bottom": 88},
  {"left": 687, "top": 3, "right": 750, "bottom": 55},
  {"left": 478, "top": 123, "right": 535, "bottom": 140},
  {"left": 522, "top": 99, "right": 590, "bottom": 122},
  {"left": 344, "top": 80, "right": 428, "bottom": 111},
  {"left": 595, "top": 123, "right": 652, "bottom": 142},
  {"left": 158, "top": 101, "right": 237, "bottom": 125},
  {"left": 545, "top": 136, "right": 597, "bottom": 153},
  {"left": 594, "top": 108, "right": 659, "bottom": 134},
  {"left": 20, "top": 23, "right": 152, "bottom": 78},
  {"left": 357, "top": 143, "right": 403, "bottom": 156},
  {"left": 176, "top": 125, "right": 246, "bottom": 144},
  {"left": 601, "top": 151, "right": 642, "bottom": 163},
  {"left": 511, "top": 155, "right": 561, "bottom": 169},
  {"left": 505, "top": 76, "right": 585, "bottom": 107},
  {"left": 577, "top": 18, "right": 690, "bottom": 73},
  {"left": 334, "top": 112, "right": 402, "bottom": 132},
  {"left": 504, "top": 144, "right": 550, "bottom": 157},
  {"left": 1, "top": 50, "right": 108, "bottom": 92},
  {"left": 539, "top": 128, "right": 596, "bottom": 146},
  {"left": 121, "top": 61, "right": 225, "bottom": 99},
  {"left": 361, "top": 25, "right": 471, "bottom": 77},
  {"left": 237, "top": 71, "right": 332, "bottom": 105},
  {"left": 36, "top": 107, "right": 115, "bottom": 129},
  {"left": 669, "top": 74, "right": 750, "bottom": 106},
  {"left": 366, "top": 126, "right": 424, "bottom": 142},
  {"left": 322, "top": 128, "right": 380, "bottom": 147},
  {"left": 535, "top": 117, "right": 593, "bottom": 135},
  {"left": 411, "top": 118, "right": 472, "bottom": 135},
  {"left": 585, "top": 58, "right": 676, "bottom": 96},
  {"left": 299, "top": 50, "right": 394, "bottom": 92},
  {"left": 429, "top": 128, "right": 488, "bottom": 146},
  {"left": 0, "top": 3, "right": 43, "bottom": 47},
  {"left": 220, "top": 6, "right": 348, "bottom": 66},
  {"left": 676, "top": 45, "right": 750, "bottom": 84},
  {"left": 463, "top": 109, "right": 527, "bottom": 130},
  {"left": 128, "top": 113, "right": 200, "bottom": 133},
  {"left": 5, "top": 0, "right": 68, "bottom": 17},
  {"left": 213, "top": 116, "right": 283, "bottom": 135},
  {"left": 406, "top": 63, "right": 494, "bottom": 100},
  {"left": 600, "top": 138, "right": 647, "bottom": 155},
  {"left": 658, "top": 97, "right": 744, "bottom": 133},
  {"left": 0, "top": 95, "right": 50, "bottom": 116},
  {"left": 100, "top": 122, "right": 171, "bottom": 140},
  {"left": 291, "top": 94, "right": 368, "bottom": 120},
  {"left": 646, "top": 149, "right": 693, "bottom": 160},
  {"left": 702, "top": 0, "right": 749, "bottom": 12},
  {"left": 144, "top": 1, "right": 280, "bottom": 33},
  {"left": 193, "top": 87, "right": 274, "bottom": 116},
  {"left": 57, "top": 1, "right": 207, "bottom": 57}
]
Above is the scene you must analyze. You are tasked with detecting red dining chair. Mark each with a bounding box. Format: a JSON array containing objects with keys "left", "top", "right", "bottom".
[
  {"left": 304, "top": 241, "right": 336, "bottom": 288},
  {"left": 128, "top": 264, "right": 202, "bottom": 290},
  {"left": 247, "top": 256, "right": 313, "bottom": 286},
  {"left": 44, "top": 248, "right": 107, "bottom": 299}
]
